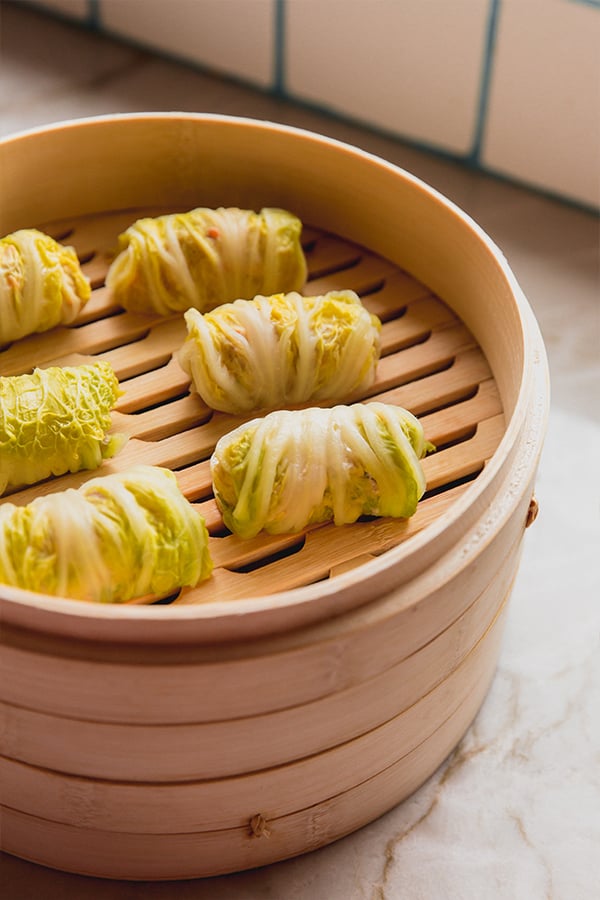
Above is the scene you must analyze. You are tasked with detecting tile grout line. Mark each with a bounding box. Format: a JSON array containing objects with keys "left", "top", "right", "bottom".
[
  {"left": 468, "top": 0, "right": 502, "bottom": 165},
  {"left": 88, "top": 0, "right": 100, "bottom": 29},
  {"left": 273, "top": 0, "right": 286, "bottom": 95}
]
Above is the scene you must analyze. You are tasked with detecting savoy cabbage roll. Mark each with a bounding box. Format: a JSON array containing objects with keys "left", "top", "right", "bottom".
[
  {"left": 178, "top": 290, "right": 382, "bottom": 414},
  {"left": 210, "top": 402, "right": 433, "bottom": 539},
  {"left": 0, "top": 465, "right": 212, "bottom": 603},
  {"left": 0, "top": 228, "right": 91, "bottom": 345},
  {"left": 105, "top": 207, "right": 307, "bottom": 316},
  {"left": 0, "top": 361, "right": 125, "bottom": 495}
]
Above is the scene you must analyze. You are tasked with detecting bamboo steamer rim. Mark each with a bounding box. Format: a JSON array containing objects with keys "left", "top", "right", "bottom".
[{"left": 0, "top": 113, "right": 550, "bottom": 643}]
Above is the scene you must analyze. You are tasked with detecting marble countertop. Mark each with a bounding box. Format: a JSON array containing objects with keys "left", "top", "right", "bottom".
[{"left": 1, "top": 5, "right": 598, "bottom": 898}]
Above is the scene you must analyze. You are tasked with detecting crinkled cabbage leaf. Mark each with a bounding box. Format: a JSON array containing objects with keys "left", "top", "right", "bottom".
[
  {"left": 178, "top": 290, "right": 382, "bottom": 414},
  {"left": 0, "top": 362, "right": 125, "bottom": 495},
  {"left": 0, "top": 465, "right": 212, "bottom": 603},
  {"left": 105, "top": 207, "right": 307, "bottom": 315},
  {"left": 0, "top": 228, "right": 91, "bottom": 345},
  {"left": 211, "top": 402, "right": 434, "bottom": 539}
]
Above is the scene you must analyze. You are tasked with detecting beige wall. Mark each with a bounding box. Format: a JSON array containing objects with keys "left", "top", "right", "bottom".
[{"left": 18, "top": 0, "right": 600, "bottom": 210}]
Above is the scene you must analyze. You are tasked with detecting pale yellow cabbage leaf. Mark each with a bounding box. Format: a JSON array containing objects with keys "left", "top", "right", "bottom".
[
  {"left": 211, "top": 402, "right": 434, "bottom": 539},
  {"left": 178, "top": 290, "right": 382, "bottom": 414},
  {"left": 106, "top": 207, "right": 307, "bottom": 315},
  {"left": 0, "top": 228, "right": 91, "bottom": 345},
  {"left": 0, "top": 465, "right": 212, "bottom": 603},
  {"left": 0, "top": 362, "right": 125, "bottom": 495}
]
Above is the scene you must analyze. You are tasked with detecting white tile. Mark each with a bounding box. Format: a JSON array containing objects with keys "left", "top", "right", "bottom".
[
  {"left": 99, "top": 0, "right": 276, "bottom": 89},
  {"left": 482, "top": 0, "right": 600, "bottom": 208},
  {"left": 18, "top": 0, "right": 89, "bottom": 19},
  {"left": 285, "top": 0, "right": 491, "bottom": 155}
]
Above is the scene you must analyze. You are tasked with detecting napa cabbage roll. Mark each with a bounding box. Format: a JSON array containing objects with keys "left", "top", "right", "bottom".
[
  {"left": 0, "top": 228, "right": 91, "bottom": 345},
  {"left": 105, "top": 207, "right": 307, "bottom": 315},
  {"left": 0, "top": 361, "right": 125, "bottom": 495},
  {"left": 178, "top": 290, "right": 381, "bottom": 414},
  {"left": 210, "top": 402, "right": 433, "bottom": 539},
  {"left": 0, "top": 465, "right": 212, "bottom": 603}
]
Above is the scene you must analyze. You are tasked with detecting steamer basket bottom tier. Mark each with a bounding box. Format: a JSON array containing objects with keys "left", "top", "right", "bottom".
[{"left": 1, "top": 587, "right": 508, "bottom": 880}]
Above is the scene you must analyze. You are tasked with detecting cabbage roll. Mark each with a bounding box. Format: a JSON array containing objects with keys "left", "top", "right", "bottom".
[
  {"left": 178, "top": 290, "right": 381, "bottom": 414},
  {"left": 105, "top": 207, "right": 307, "bottom": 315},
  {"left": 210, "top": 402, "right": 433, "bottom": 539},
  {"left": 0, "top": 465, "right": 212, "bottom": 603},
  {"left": 0, "top": 228, "right": 91, "bottom": 345},
  {"left": 0, "top": 361, "right": 125, "bottom": 495}
]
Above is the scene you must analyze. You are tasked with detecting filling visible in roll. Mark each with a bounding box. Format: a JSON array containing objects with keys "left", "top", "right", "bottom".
[
  {"left": 178, "top": 290, "right": 382, "bottom": 414},
  {"left": 0, "top": 228, "right": 91, "bottom": 345},
  {"left": 0, "top": 465, "right": 213, "bottom": 603},
  {"left": 210, "top": 402, "right": 434, "bottom": 539},
  {"left": 106, "top": 207, "right": 307, "bottom": 315}
]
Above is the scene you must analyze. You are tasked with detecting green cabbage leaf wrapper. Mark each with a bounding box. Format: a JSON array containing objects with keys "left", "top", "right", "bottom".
[
  {"left": 178, "top": 290, "right": 382, "bottom": 414},
  {"left": 0, "top": 362, "right": 125, "bottom": 495},
  {"left": 105, "top": 207, "right": 307, "bottom": 315},
  {"left": 0, "top": 228, "right": 91, "bottom": 345},
  {"left": 0, "top": 465, "right": 213, "bottom": 603},
  {"left": 211, "top": 402, "right": 435, "bottom": 539}
]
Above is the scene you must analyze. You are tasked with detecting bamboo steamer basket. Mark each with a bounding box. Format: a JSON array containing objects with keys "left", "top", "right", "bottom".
[{"left": 0, "top": 113, "right": 549, "bottom": 880}]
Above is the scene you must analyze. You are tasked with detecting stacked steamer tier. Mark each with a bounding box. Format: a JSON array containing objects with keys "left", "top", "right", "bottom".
[{"left": 0, "top": 114, "right": 549, "bottom": 880}]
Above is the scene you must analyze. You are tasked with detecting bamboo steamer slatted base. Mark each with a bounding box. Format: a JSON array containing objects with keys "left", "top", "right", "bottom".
[{"left": 0, "top": 114, "right": 549, "bottom": 879}]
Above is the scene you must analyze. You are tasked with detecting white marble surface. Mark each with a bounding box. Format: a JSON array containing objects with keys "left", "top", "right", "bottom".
[{"left": 1, "top": 5, "right": 599, "bottom": 898}]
